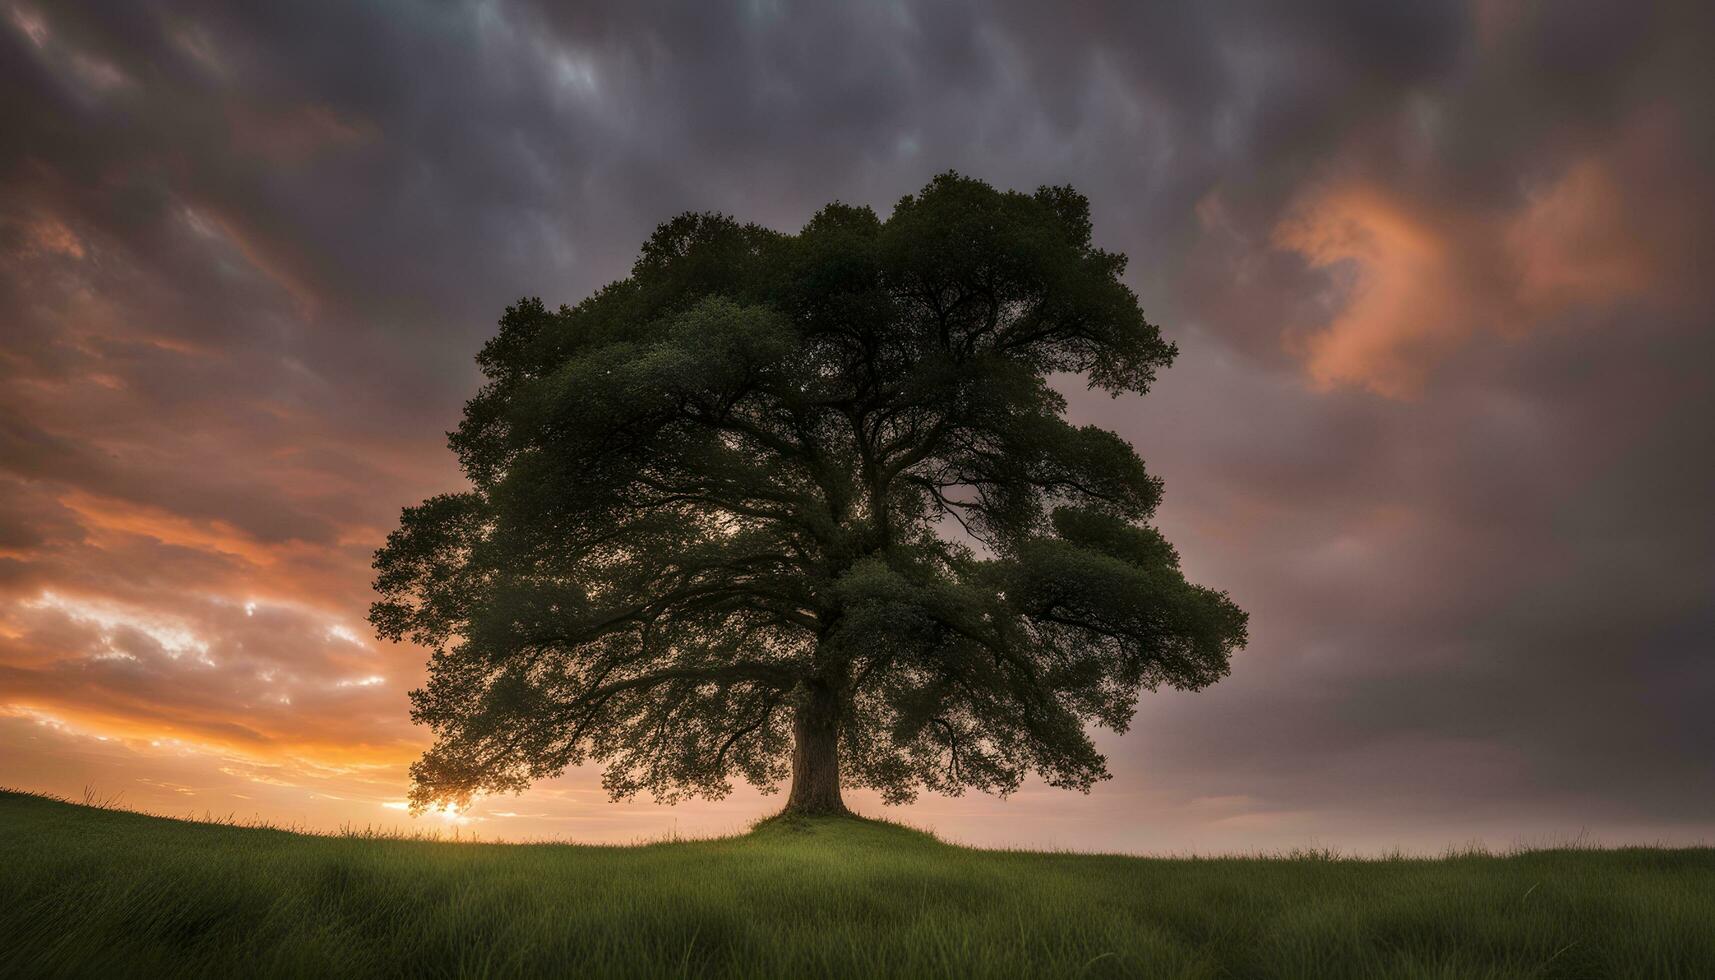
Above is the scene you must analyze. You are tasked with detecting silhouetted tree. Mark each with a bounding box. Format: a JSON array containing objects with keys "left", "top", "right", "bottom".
[{"left": 372, "top": 173, "right": 1247, "bottom": 816}]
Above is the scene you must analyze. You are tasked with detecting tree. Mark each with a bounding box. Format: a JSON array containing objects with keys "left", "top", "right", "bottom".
[{"left": 371, "top": 173, "right": 1248, "bottom": 817}]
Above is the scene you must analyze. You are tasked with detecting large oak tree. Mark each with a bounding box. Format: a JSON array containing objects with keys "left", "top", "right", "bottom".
[{"left": 372, "top": 173, "right": 1247, "bottom": 816}]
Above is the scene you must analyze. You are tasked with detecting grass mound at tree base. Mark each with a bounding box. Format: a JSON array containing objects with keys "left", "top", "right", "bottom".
[{"left": 2, "top": 789, "right": 1712, "bottom": 978}]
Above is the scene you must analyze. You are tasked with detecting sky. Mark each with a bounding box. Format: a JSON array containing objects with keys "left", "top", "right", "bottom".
[{"left": 2, "top": 0, "right": 1712, "bottom": 854}]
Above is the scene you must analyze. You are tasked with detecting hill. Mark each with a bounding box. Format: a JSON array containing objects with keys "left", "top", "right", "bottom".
[{"left": 2, "top": 789, "right": 1711, "bottom": 978}]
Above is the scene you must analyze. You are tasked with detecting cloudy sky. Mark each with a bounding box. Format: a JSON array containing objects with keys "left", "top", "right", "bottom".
[{"left": 2, "top": 0, "right": 1711, "bottom": 853}]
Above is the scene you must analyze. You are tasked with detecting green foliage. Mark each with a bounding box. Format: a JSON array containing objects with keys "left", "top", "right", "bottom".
[
  {"left": 371, "top": 172, "right": 1247, "bottom": 811},
  {"left": 6, "top": 792, "right": 1715, "bottom": 980}
]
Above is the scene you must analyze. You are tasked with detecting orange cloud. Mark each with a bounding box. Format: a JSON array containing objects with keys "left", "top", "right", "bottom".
[
  {"left": 59, "top": 490, "right": 284, "bottom": 567},
  {"left": 1507, "top": 158, "right": 1654, "bottom": 314},
  {"left": 1273, "top": 152, "right": 1658, "bottom": 397},
  {"left": 23, "top": 214, "right": 86, "bottom": 259},
  {"left": 1273, "top": 186, "right": 1477, "bottom": 397}
]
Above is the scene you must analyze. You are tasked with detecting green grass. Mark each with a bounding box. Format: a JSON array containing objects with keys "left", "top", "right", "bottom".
[{"left": 2, "top": 790, "right": 1712, "bottom": 978}]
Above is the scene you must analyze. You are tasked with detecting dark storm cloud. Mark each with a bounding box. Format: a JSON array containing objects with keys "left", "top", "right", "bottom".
[{"left": 1, "top": 0, "right": 1710, "bottom": 846}]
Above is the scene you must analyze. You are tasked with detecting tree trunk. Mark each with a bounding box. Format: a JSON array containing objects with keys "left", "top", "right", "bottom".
[{"left": 783, "top": 680, "right": 847, "bottom": 815}]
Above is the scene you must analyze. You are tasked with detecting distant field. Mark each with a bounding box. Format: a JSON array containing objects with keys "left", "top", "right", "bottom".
[{"left": 2, "top": 790, "right": 1711, "bottom": 978}]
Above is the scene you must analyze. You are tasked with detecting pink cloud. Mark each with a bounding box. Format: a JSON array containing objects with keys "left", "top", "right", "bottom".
[{"left": 1268, "top": 117, "right": 1686, "bottom": 397}]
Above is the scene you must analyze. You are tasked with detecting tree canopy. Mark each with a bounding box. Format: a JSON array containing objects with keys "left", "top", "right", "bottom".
[{"left": 371, "top": 172, "right": 1247, "bottom": 815}]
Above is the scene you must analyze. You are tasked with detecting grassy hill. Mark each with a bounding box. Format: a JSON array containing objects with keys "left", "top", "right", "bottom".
[{"left": 2, "top": 790, "right": 1711, "bottom": 978}]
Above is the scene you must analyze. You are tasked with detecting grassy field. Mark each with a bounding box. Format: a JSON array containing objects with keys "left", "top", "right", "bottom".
[{"left": 2, "top": 790, "right": 1712, "bottom": 978}]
